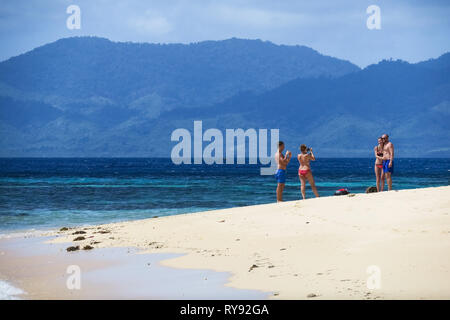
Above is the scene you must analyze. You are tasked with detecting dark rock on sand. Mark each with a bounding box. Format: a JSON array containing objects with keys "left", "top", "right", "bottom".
[
  {"left": 249, "top": 264, "right": 259, "bottom": 272},
  {"left": 72, "top": 230, "right": 86, "bottom": 235},
  {"left": 73, "top": 236, "right": 86, "bottom": 241},
  {"left": 307, "top": 293, "right": 318, "bottom": 298},
  {"left": 366, "top": 186, "right": 378, "bottom": 193},
  {"left": 59, "top": 227, "right": 69, "bottom": 231},
  {"left": 66, "top": 245, "right": 80, "bottom": 252},
  {"left": 82, "top": 245, "right": 94, "bottom": 250}
]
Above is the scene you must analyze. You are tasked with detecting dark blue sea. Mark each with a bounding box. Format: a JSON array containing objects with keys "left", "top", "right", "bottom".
[{"left": 0, "top": 158, "right": 449, "bottom": 232}]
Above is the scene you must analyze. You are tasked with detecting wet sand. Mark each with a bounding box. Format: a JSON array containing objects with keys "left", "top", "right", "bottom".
[{"left": 0, "top": 236, "right": 269, "bottom": 299}]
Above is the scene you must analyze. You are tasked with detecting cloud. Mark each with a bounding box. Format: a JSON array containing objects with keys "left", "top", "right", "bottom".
[
  {"left": 129, "top": 11, "right": 172, "bottom": 36},
  {"left": 210, "top": 4, "right": 303, "bottom": 29},
  {"left": 0, "top": 0, "right": 449, "bottom": 67}
]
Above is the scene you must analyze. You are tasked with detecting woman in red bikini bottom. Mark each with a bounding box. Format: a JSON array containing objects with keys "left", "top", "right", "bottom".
[
  {"left": 374, "top": 137, "right": 384, "bottom": 192},
  {"left": 298, "top": 144, "right": 319, "bottom": 200}
]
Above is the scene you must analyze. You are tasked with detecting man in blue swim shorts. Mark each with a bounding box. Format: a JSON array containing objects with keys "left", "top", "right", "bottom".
[
  {"left": 275, "top": 141, "right": 292, "bottom": 202},
  {"left": 381, "top": 134, "right": 395, "bottom": 191},
  {"left": 382, "top": 159, "right": 394, "bottom": 175}
]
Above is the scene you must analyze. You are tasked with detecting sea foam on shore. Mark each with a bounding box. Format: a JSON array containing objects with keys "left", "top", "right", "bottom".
[{"left": 0, "top": 280, "right": 25, "bottom": 300}]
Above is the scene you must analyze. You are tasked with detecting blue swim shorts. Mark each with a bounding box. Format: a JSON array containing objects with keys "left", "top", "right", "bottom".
[
  {"left": 275, "top": 169, "right": 286, "bottom": 184},
  {"left": 382, "top": 160, "right": 394, "bottom": 174}
]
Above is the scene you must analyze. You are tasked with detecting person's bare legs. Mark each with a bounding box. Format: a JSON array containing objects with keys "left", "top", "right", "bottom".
[
  {"left": 299, "top": 175, "right": 306, "bottom": 200},
  {"left": 306, "top": 172, "right": 319, "bottom": 198},
  {"left": 386, "top": 172, "right": 392, "bottom": 191},
  {"left": 375, "top": 166, "right": 381, "bottom": 192},
  {"left": 380, "top": 172, "right": 385, "bottom": 191},
  {"left": 276, "top": 183, "right": 285, "bottom": 202}
]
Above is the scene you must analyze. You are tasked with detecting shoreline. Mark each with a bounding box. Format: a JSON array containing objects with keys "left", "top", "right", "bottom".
[
  {"left": 1, "top": 186, "right": 449, "bottom": 299},
  {"left": 0, "top": 235, "right": 268, "bottom": 299}
]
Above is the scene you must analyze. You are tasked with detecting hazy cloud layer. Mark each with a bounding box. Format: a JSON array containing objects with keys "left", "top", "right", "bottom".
[{"left": 1, "top": 0, "right": 449, "bottom": 67}]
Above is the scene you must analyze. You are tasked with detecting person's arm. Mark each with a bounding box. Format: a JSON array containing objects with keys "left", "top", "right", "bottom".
[
  {"left": 285, "top": 151, "right": 292, "bottom": 164},
  {"left": 374, "top": 146, "right": 382, "bottom": 160},
  {"left": 389, "top": 144, "right": 394, "bottom": 167},
  {"left": 277, "top": 152, "right": 288, "bottom": 166},
  {"left": 309, "top": 148, "right": 316, "bottom": 161}
]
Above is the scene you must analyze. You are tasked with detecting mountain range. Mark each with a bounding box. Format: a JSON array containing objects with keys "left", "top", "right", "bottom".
[{"left": 0, "top": 36, "right": 448, "bottom": 157}]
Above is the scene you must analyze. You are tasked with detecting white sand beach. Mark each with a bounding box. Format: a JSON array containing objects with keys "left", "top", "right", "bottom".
[{"left": 33, "top": 186, "right": 450, "bottom": 299}]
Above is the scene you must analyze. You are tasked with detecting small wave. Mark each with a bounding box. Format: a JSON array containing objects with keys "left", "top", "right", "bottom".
[
  {"left": 0, "top": 280, "right": 26, "bottom": 300},
  {"left": 0, "top": 229, "right": 45, "bottom": 240}
]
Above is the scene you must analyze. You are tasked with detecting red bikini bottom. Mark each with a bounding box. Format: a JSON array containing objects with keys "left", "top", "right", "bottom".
[{"left": 298, "top": 169, "right": 310, "bottom": 177}]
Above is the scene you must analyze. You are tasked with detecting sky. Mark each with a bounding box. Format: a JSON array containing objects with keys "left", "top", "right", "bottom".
[{"left": 1, "top": 0, "right": 449, "bottom": 67}]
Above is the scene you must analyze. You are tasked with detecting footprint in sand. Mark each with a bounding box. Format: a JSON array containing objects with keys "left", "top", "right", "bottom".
[{"left": 294, "top": 202, "right": 302, "bottom": 208}]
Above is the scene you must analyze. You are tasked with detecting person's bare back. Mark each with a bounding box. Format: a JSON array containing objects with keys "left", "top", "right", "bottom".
[
  {"left": 297, "top": 145, "right": 319, "bottom": 200},
  {"left": 298, "top": 153, "right": 311, "bottom": 171}
]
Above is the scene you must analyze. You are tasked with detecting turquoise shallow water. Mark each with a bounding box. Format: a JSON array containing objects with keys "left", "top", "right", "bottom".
[{"left": 0, "top": 158, "right": 448, "bottom": 231}]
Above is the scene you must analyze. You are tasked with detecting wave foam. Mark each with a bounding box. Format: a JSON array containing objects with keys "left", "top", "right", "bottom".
[{"left": 0, "top": 280, "right": 26, "bottom": 300}]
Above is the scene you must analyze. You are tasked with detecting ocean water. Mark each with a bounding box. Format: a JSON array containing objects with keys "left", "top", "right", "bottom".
[{"left": 0, "top": 158, "right": 448, "bottom": 232}]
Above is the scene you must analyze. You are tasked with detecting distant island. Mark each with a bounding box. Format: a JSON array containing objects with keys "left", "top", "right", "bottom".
[{"left": 0, "top": 37, "right": 448, "bottom": 157}]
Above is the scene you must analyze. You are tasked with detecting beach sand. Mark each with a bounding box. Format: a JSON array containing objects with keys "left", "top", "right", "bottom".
[{"left": 2, "top": 186, "right": 450, "bottom": 299}]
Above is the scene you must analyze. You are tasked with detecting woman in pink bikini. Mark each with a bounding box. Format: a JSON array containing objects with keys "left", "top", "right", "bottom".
[
  {"left": 298, "top": 144, "right": 319, "bottom": 200},
  {"left": 374, "top": 137, "right": 385, "bottom": 192}
]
